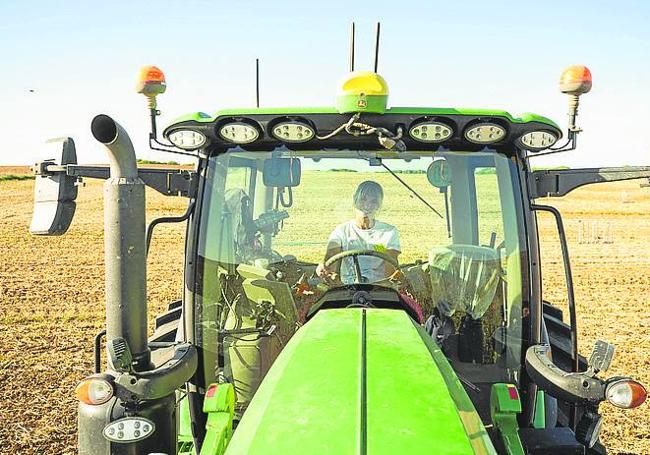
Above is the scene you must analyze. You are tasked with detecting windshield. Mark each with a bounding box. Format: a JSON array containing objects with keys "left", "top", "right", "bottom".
[{"left": 193, "top": 149, "right": 526, "bottom": 415}]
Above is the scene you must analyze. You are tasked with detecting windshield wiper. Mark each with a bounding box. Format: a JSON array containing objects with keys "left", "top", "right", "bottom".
[{"left": 380, "top": 162, "right": 443, "bottom": 219}]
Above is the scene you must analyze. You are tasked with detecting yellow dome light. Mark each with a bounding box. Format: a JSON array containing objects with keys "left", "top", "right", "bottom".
[{"left": 336, "top": 71, "right": 389, "bottom": 114}]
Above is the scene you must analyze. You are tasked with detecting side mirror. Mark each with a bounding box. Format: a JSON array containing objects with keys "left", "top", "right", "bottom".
[
  {"left": 29, "top": 137, "right": 78, "bottom": 235},
  {"left": 427, "top": 159, "right": 450, "bottom": 188},
  {"left": 263, "top": 158, "right": 301, "bottom": 188}
]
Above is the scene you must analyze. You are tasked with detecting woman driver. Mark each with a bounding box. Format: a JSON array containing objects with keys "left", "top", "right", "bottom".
[{"left": 316, "top": 181, "right": 400, "bottom": 284}]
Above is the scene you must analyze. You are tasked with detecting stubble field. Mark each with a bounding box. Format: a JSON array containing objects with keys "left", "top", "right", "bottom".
[{"left": 1, "top": 166, "right": 649, "bottom": 454}]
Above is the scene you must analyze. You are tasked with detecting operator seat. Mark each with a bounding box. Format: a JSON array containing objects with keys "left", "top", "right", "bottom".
[{"left": 428, "top": 245, "right": 501, "bottom": 363}]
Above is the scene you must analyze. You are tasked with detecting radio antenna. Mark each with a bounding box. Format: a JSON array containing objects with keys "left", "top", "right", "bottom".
[
  {"left": 349, "top": 22, "right": 356, "bottom": 72},
  {"left": 374, "top": 22, "right": 381, "bottom": 73},
  {"left": 255, "top": 58, "right": 260, "bottom": 108}
]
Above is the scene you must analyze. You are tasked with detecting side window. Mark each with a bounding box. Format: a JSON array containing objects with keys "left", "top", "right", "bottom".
[{"left": 474, "top": 167, "right": 505, "bottom": 248}]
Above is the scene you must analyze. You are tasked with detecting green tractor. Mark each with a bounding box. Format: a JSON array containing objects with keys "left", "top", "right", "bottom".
[{"left": 30, "top": 27, "right": 650, "bottom": 455}]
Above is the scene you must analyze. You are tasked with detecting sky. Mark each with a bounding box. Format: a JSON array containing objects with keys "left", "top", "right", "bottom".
[{"left": 1, "top": 0, "right": 649, "bottom": 168}]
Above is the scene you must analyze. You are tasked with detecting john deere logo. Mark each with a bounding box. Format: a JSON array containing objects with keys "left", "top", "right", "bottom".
[{"left": 357, "top": 99, "right": 367, "bottom": 108}]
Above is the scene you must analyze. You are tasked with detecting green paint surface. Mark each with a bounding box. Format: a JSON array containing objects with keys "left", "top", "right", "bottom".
[
  {"left": 225, "top": 308, "right": 495, "bottom": 454},
  {"left": 533, "top": 390, "right": 546, "bottom": 429},
  {"left": 415, "top": 322, "right": 497, "bottom": 454},
  {"left": 225, "top": 309, "right": 363, "bottom": 454},
  {"left": 365, "top": 309, "right": 478, "bottom": 454}
]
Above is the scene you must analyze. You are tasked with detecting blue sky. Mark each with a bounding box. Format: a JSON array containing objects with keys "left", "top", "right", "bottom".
[{"left": 1, "top": 0, "right": 649, "bottom": 167}]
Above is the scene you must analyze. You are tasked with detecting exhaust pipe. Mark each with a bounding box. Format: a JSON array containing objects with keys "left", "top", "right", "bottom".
[{"left": 91, "top": 114, "right": 150, "bottom": 371}]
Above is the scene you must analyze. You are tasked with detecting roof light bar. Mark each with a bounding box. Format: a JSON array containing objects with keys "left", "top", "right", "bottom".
[{"left": 464, "top": 123, "right": 506, "bottom": 144}]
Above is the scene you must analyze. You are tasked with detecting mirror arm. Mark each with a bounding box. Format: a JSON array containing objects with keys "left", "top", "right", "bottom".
[
  {"left": 530, "top": 166, "right": 650, "bottom": 198},
  {"left": 36, "top": 163, "right": 197, "bottom": 198}
]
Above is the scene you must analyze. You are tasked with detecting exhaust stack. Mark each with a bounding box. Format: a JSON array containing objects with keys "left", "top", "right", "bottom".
[{"left": 91, "top": 114, "right": 150, "bottom": 371}]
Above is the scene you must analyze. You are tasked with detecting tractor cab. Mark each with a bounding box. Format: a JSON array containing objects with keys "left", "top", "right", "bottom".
[
  {"left": 188, "top": 133, "right": 530, "bottom": 421},
  {"left": 29, "top": 31, "right": 650, "bottom": 455}
]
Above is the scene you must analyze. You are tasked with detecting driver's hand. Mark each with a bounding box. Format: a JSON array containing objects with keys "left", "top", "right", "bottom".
[
  {"left": 316, "top": 263, "right": 329, "bottom": 278},
  {"left": 316, "top": 263, "right": 338, "bottom": 284}
]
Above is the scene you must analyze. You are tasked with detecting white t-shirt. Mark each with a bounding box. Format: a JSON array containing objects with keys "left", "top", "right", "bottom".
[{"left": 327, "top": 220, "right": 400, "bottom": 284}]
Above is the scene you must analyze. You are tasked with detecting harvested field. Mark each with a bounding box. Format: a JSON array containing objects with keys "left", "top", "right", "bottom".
[{"left": 1, "top": 165, "right": 649, "bottom": 454}]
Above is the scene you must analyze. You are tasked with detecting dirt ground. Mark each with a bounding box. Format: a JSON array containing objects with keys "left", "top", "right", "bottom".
[{"left": 1, "top": 166, "right": 649, "bottom": 454}]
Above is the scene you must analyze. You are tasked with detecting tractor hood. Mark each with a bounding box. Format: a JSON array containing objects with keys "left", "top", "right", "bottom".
[{"left": 225, "top": 309, "right": 496, "bottom": 454}]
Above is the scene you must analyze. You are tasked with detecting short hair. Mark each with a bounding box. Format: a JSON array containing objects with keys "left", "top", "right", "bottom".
[{"left": 353, "top": 181, "right": 384, "bottom": 209}]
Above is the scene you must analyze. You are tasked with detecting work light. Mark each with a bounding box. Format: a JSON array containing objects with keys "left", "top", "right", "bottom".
[
  {"left": 409, "top": 121, "right": 453, "bottom": 143},
  {"left": 168, "top": 130, "right": 207, "bottom": 150},
  {"left": 464, "top": 123, "right": 506, "bottom": 144},
  {"left": 518, "top": 130, "right": 558, "bottom": 151},
  {"left": 103, "top": 416, "right": 156, "bottom": 443},
  {"left": 271, "top": 121, "right": 315, "bottom": 143},
  {"left": 219, "top": 121, "right": 260, "bottom": 144}
]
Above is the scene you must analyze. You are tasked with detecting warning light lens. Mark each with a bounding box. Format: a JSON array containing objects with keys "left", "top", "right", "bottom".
[
  {"left": 606, "top": 379, "right": 647, "bottom": 409},
  {"left": 168, "top": 130, "right": 207, "bottom": 150},
  {"left": 76, "top": 377, "right": 114, "bottom": 405},
  {"left": 271, "top": 121, "right": 315, "bottom": 143},
  {"left": 409, "top": 121, "right": 453, "bottom": 143},
  {"left": 519, "top": 130, "right": 558, "bottom": 151},
  {"left": 136, "top": 65, "right": 167, "bottom": 96},
  {"left": 559, "top": 65, "right": 592, "bottom": 95},
  {"left": 464, "top": 123, "right": 506, "bottom": 144},
  {"left": 139, "top": 65, "right": 165, "bottom": 84},
  {"left": 219, "top": 121, "right": 260, "bottom": 144}
]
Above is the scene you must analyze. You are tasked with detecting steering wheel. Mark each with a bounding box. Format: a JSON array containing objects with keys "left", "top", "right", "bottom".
[{"left": 324, "top": 248, "right": 399, "bottom": 284}]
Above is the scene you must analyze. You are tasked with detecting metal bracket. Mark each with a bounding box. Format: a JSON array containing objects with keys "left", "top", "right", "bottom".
[
  {"left": 34, "top": 163, "right": 197, "bottom": 198},
  {"left": 530, "top": 166, "right": 650, "bottom": 199}
]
